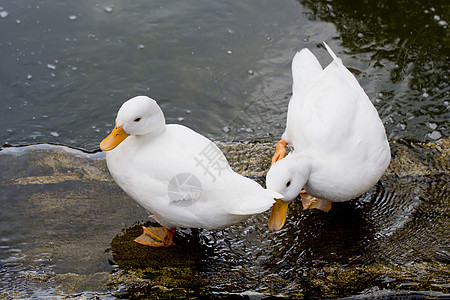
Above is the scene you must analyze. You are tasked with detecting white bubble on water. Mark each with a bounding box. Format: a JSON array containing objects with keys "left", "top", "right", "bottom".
[
  {"left": 438, "top": 20, "right": 447, "bottom": 27},
  {"left": 397, "top": 123, "right": 406, "bottom": 131},
  {"left": 0, "top": 11, "right": 8, "bottom": 18},
  {"left": 50, "top": 131, "right": 59, "bottom": 137},
  {"left": 428, "top": 130, "right": 441, "bottom": 140},
  {"left": 69, "top": 15, "right": 77, "bottom": 21},
  {"left": 47, "top": 64, "right": 56, "bottom": 70}
]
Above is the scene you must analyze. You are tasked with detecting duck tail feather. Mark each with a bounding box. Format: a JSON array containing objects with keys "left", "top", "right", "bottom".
[{"left": 323, "top": 41, "right": 339, "bottom": 61}]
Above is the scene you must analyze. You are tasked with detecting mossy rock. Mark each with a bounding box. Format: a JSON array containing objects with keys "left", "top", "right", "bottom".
[{"left": 0, "top": 139, "right": 448, "bottom": 299}]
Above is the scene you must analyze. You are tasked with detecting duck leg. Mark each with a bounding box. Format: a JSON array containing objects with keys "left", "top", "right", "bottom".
[
  {"left": 134, "top": 216, "right": 176, "bottom": 247},
  {"left": 300, "top": 190, "right": 332, "bottom": 212},
  {"left": 272, "top": 139, "right": 287, "bottom": 164},
  {"left": 134, "top": 226, "right": 176, "bottom": 247}
]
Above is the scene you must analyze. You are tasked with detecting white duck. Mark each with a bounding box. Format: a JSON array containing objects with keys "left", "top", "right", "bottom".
[
  {"left": 100, "top": 96, "right": 280, "bottom": 246},
  {"left": 266, "top": 42, "right": 391, "bottom": 231}
]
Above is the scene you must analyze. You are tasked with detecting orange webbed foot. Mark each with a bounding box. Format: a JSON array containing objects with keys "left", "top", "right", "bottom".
[
  {"left": 272, "top": 139, "right": 287, "bottom": 165},
  {"left": 300, "top": 190, "right": 332, "bottom": 212},
  {"left": 134, "top": 226, "right": 176, "bottom": 247}
]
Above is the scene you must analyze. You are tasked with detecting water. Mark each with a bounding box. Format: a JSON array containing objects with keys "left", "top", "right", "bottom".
[
  {"left": 0, "top": 141, "right": 448, "bottom": 298},
  {"left": 0, "top": 0, "right": 449, "bottom": 298},
  {"left": 0, "top": 0, "right": 448, "bottom": 151}
]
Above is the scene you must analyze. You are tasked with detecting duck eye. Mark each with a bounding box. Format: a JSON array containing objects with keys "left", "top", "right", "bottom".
[
  {"left": 286, "top": 180, "right": 291, "bottom": 187},
  {"left": 134, "top": 117, "right": 141, "bottom": 122}
]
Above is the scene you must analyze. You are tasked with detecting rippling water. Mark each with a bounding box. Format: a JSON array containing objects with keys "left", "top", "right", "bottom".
[
  {"left": 0, "top": 0, "right": 448, "bottom": 151},
  {"left": 0, "top": 0, "right": 449, "bottom": 298},
  {"left": 1, "top": 142, "right": 447, "bottom": 298},
  {"left": 110, "top": 164, "right": 449, "bottom": 298}
]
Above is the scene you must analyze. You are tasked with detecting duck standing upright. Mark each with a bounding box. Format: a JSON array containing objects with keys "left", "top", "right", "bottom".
[
  {"left": 100, "top": 96, "right": 280, "bottom": 246},
  {"left": 266, "top": 42, "right": 391, "bottom": 231}
]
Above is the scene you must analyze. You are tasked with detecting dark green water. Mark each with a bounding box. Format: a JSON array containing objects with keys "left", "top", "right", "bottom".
[
  {"left": 0, "top": 0, "right": 449, "bottom": 299},
  {"left": 0, "top": 0, "right": 448, "bottom": 151}
]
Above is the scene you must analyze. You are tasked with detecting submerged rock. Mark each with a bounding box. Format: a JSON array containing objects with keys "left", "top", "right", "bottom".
[{"left": 0, "top": 140, "right": 448, "bottom": 299}]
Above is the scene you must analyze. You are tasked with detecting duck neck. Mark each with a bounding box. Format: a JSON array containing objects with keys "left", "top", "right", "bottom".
[
  {"left": 150, "top": 123, "right": 166, "bottom": 138},
  {"left": 153, "top": 112, "right": 166, "bottom": 135},
  {"left": 137, "top": 110, "right": 166, "bottom": 140},
  {"left": 144, "top": 119, "right": 166, "bottom": 139},
  {"left": 290, "top": 154, "right": 312, "bottom": 185}
]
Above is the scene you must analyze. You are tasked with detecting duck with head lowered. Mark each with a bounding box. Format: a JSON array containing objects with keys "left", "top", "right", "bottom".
[
  {"left": 266, "top": 42, "right": 391, "bottom": 231},
  {"left": 100, "top": 96, "right": 281, "bottom": 246}
]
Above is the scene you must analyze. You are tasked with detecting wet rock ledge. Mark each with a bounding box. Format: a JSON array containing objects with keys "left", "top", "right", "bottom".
[{"left": 0, "top": 139, "right": 448, "bottom": 299}]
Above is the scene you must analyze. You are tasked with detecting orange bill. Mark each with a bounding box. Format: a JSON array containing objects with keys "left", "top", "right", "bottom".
[
  {"left": 268, "top": 198, "right": 289, "bottom": 231},
  {"left": 100, "top": 124, "right": 129, "bottom": 151}
]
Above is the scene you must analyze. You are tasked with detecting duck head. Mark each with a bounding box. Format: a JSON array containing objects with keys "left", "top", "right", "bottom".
[
  {"left": 266, "top": 155, "right": 310, "bottom": 231},
  {"left": 100, "top": 96, "right": 165, "bottom": 151}
]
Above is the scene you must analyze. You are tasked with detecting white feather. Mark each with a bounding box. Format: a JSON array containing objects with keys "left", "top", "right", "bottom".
[
  {"left": 104, "top": 97, "right": 279, "bottom": 229},
  {"left": 268, "top": 43, "right": 391, "bottom": 203}
]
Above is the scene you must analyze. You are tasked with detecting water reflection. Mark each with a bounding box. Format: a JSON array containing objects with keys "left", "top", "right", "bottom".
[
  {"left": 299, "top": 0, "right": 449, "bottom": 140},
  {"left": 1, "top": 0, "right": 447, "bottom": 150},
  {"left": 300, "top": 0, "right": 448, "bottom": 85}
]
